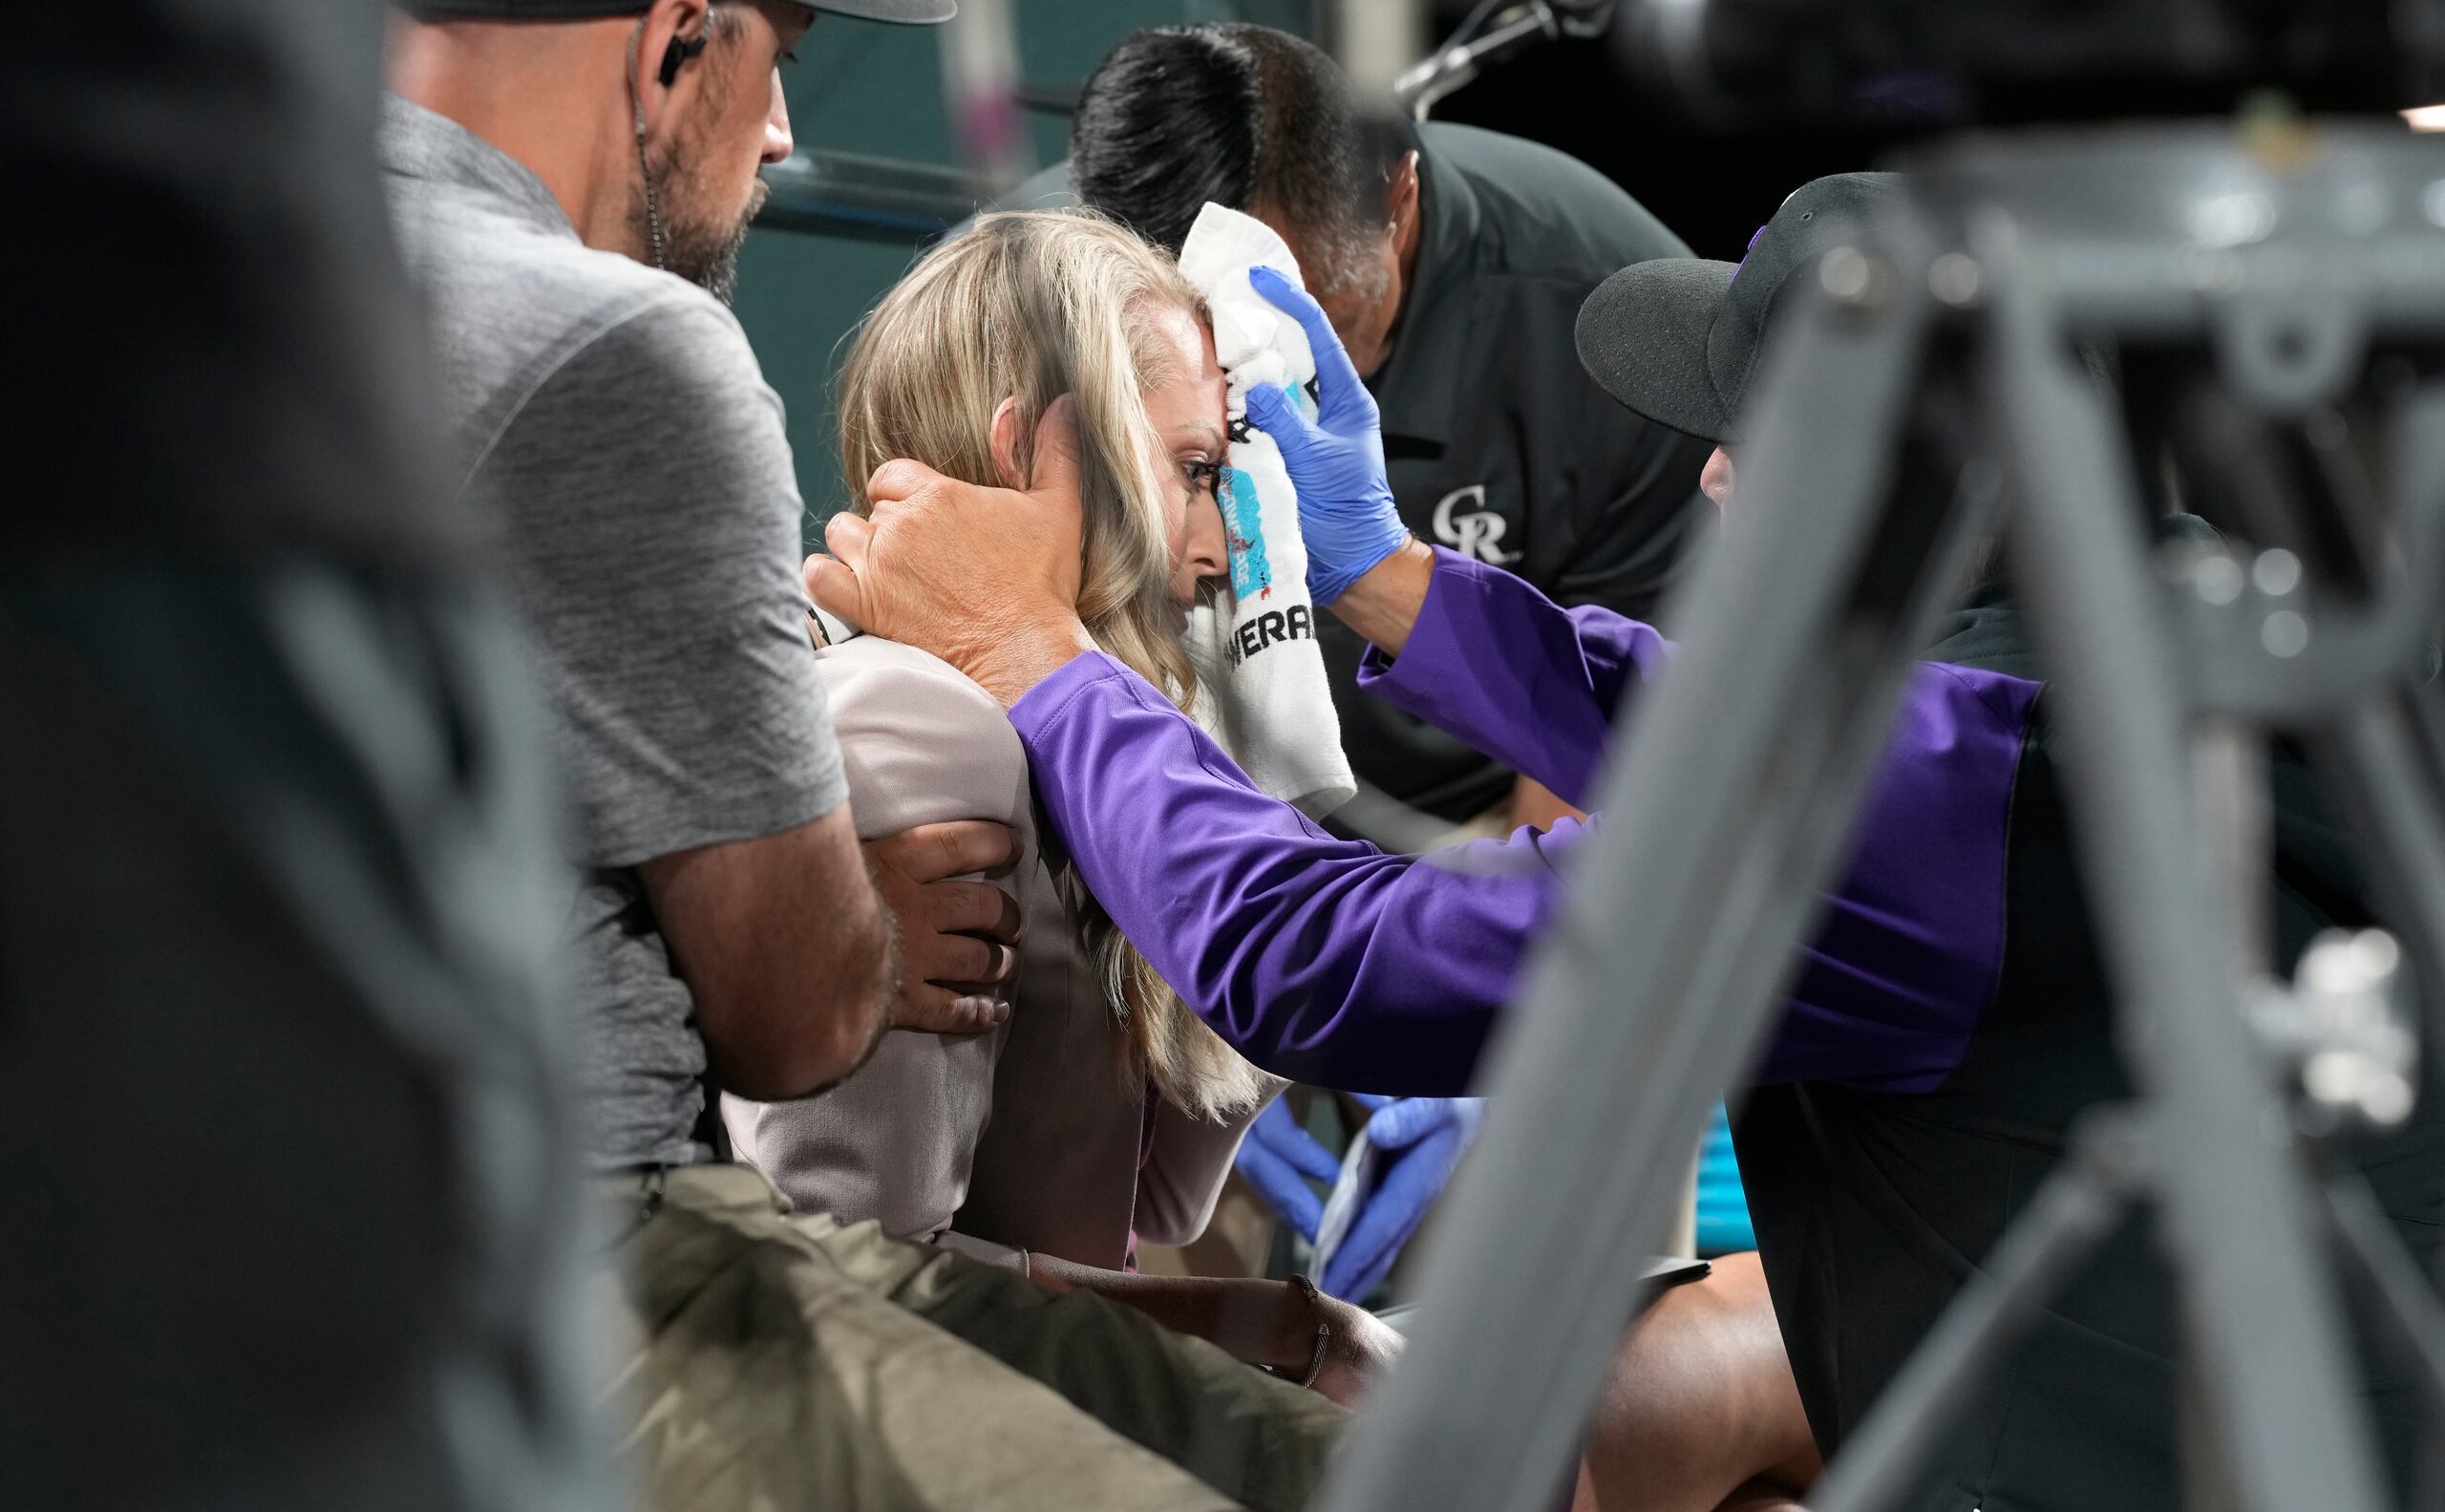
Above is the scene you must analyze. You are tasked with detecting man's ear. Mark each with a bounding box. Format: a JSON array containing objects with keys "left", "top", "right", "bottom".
[
  {"left": 989, "top": 395, "right": 1031, "bottom": 490},
  {"left": 1386, "top": 150, "right": 1421, "bottom": 235},
  {"left": 635, "top": 0, "right": 714, "bottom": 124}
]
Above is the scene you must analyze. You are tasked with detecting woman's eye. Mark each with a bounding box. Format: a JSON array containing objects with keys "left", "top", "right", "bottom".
[{"left": 1182, "top": 460, "right": 1224, "bottom": 499}]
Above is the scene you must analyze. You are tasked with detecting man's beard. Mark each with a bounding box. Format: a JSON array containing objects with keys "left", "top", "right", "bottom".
[{"left": 632, "top": 132, "right": 769, "bottom": 305}]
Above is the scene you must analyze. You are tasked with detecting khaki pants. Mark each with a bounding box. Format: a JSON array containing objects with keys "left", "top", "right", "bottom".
[{"left": 596, "top": 1163, "right": 1346, "bottom": 1512}]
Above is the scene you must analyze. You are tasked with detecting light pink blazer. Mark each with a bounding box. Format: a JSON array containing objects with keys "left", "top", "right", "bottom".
[{"left": 723, "top": 637, "right": 1268, "bottom": 1270}]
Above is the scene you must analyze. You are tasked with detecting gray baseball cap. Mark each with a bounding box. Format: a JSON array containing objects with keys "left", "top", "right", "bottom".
[
  {"left": 407, "top": 1, "right": 956, "bottom": 22},
  {"left": 1575, "top": 173, "right": 1898, "bottom": 444}
]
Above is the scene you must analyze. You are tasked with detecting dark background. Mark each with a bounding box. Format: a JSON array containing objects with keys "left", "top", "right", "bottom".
[{"left": 1416, "top": 8, "right": 1891, "bottom": 261}]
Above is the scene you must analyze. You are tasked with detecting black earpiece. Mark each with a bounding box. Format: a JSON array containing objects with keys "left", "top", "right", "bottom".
[{"left": 657, "top": 29, "right": 710, "bottom": 87}]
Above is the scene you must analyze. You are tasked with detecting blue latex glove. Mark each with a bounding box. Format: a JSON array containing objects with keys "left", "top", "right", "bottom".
[
  {"left": 1242, "top": 265, "right": 1413, "bottom": 605},
  {"left": 1320, "top": 1095, "right": 1484, "bottom": 1302},
  {"left": 1234, "top": 1096, "right": 1340, "bottom": 1243}
]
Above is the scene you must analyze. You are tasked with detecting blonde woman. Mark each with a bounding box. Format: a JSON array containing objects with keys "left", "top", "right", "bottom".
[
  {"left": 725, "top": 210, "right": 1395, "bottom": 1397},
  {"left": 797, "top": 209, "right": 1835, "bottom": 1512}
]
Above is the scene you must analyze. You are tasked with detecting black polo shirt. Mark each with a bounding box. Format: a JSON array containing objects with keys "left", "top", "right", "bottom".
[
  {"left": 988, "top": 126, "right": 1710, "bottom": 821},
  {"left": 1342, "top": 124, "right": 1710, "bottom": 820}
]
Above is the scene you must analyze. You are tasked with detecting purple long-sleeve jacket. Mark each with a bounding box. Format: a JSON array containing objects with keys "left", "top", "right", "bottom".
[{"left": 1010, "top": 547, "right": 2040, "bottom": 1097}]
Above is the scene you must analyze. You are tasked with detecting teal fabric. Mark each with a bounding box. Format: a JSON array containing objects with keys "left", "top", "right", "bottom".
[{"left": 1695, "top": 1103, "right": 1754, "bottom": 1257}]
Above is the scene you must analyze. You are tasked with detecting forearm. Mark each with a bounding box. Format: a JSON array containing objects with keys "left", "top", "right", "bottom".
[
  {"left": 643, "top": 804, "right": 895, "bottom": 1100},
  {"left": 964, "top": 617, "right": 1097, "bottom": 708},
  {"left": 1025, "top": 1256, "right": 1320, "bottom": 1373},
  {"left": 702, "top": 894, "right": 893, "bottom": 1100},
  {"left": 1325, "top": 538, "right": 1435, "bottom": 657},
  {"left": 1353, "top": 547, "right": 1673, "bottom": 809}
]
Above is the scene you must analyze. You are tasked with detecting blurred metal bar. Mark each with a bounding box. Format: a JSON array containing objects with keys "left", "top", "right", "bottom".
[
  {"left": 1014, "top": 82, "right": 1080, "bottom": 116},
  {"left": 2327, "top": 1175, "right": 2445, "bottom": 1401},
  {"left": 939, "top": 0, "right": 1031, "bottom": 198},
  {"left": 1981, "top": 187, "right": 2386, "bottom": 1512},
  {"left": 755, "top": 150, "right": 984, "bottom": 243},
  {"left": 1, "top": 4, "right": 599, "bottom": 1510},
  {"left": 1333, "top": 0, "right": 1429, "bottom": 99},
  {"left": 2329, "top": 671, "right": 2445, "bottom": 1065},
  {"left": 1394, "top": 4, "right": 1560, "bottom": 118}
]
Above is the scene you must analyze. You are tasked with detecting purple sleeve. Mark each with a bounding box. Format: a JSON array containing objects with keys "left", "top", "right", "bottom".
[
  {"left": 1011, "top": 651, "right": 1565, "bottom": 1096},
  {"left": 1353, "top": 548, "right": 2041, "bottom": 1089},
  {"left": 1354, "top": 546, "right": 1670, "bottom": 809},
  {"left": 1757, "top": 662, "right": 2038, "bottom": 1092},
  {"left": 1012, "top": 640, "right": 2039, "bottom": 1098}
]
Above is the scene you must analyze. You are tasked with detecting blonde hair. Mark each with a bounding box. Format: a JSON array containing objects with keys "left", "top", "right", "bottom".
[{"left": 838, "top": 210, "right": 1266, "bottom": 1121}]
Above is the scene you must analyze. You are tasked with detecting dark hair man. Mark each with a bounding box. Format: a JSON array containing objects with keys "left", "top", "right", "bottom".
[
  {"left": 385, "top": 3, "right": 1342, "bottom": 1505},
  {"left": 1054, "top": 22, "right": 1712, "bottom": 833}
]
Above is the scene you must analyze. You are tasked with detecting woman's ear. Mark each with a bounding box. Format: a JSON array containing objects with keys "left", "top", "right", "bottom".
[{"left": 989, "top": 395, "right": 1031, "bottom": 491}]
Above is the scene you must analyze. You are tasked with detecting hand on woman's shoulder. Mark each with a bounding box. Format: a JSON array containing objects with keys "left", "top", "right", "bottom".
[{"left": 815, "top": 637, "right": 1031, "bottom": 839}]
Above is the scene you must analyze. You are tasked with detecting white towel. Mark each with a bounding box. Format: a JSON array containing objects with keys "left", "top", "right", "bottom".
[{"left": 1176, "top": 202, "right": 1357, "bottom": 819}]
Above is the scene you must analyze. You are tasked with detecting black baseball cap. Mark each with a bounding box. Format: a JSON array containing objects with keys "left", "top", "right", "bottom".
[
  {"left": 407, "top": 1, "right": 956, "bottom": 22},
  {"left": 1574, "top": 173, "right": 1899, "bottom": 444}
]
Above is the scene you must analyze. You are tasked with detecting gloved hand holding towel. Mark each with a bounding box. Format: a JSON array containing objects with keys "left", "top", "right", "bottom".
[
  {"left": 1240, "top": 265, "right": 1413, "bottom": 606},
  {"left": 1176, "top": 202, "right": 1356, "bottom": 818}
]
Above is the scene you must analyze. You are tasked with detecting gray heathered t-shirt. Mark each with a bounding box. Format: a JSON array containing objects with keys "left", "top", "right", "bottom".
[{"left": 379, "top": 97, "right": 846, "bottom": 1170}]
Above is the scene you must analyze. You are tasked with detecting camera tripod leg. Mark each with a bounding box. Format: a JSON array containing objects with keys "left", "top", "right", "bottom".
[
  {"left": 1977, "top": 214, "right": 2390, "bottom": 1512},
  {"left": 2327, "top": 1175, "right": 2445, "bottom": 1405},
  {"left": 2342, "top": 691, "right": 2445, "bottom": 1502},
  {"left": 1320, "top": 245, "right": 1967, "bottom": 1512},
  {"left": 2332, "top": 693, "right": 2445, "bottom": 1053}
]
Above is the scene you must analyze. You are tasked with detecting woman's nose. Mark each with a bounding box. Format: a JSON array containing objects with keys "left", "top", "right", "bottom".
[{"left": 1187, "top": 492, "right": 1230, "bottom": 581}]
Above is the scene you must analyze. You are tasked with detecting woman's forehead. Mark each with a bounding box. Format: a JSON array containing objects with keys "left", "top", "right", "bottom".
[
  {"left": 1139, "top": 300, "right": 1214, "bottom": 368},
  {"left": 1140, "top": 301, "right": 1227, "bottom": 413}
]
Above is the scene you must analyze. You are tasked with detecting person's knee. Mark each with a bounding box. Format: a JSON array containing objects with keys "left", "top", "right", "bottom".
[{"left": 1583, "top": 1255, "right": 1818, "bottom": 1512}]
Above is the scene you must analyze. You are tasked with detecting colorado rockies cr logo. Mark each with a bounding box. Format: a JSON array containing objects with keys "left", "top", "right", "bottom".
[{"left": 1431, "top": 484, "right": 1521, "bottom": 565}]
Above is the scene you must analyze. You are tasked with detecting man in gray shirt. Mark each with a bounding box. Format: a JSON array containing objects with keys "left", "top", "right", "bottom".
[
  {"left": 387, "top": 17, "right": 887, "bottom": 1171},
  {"left": 386, "top": 2, "right": 1343, "bottom": 1507}
]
